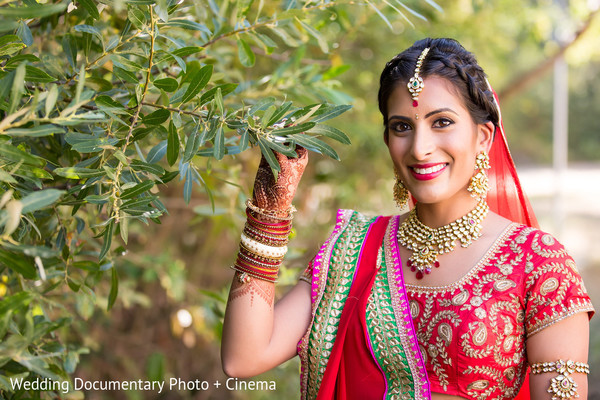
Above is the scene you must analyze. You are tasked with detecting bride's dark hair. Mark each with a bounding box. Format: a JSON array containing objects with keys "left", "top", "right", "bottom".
[{"left": 378, "top": 38, "right": 499, "bottom": 139}]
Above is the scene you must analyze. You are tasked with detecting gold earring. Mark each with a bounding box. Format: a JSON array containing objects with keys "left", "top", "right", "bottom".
[
  {"left": 468, "top": 151, "right": 491, "bottom": 198},
  {"left": 394, "top": 171, "right": 409, "bottom": 208}
]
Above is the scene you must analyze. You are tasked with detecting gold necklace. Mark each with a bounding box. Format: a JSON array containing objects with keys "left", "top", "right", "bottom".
[{"left": 397, "top": 199, "right": 489, "bottom": 279}]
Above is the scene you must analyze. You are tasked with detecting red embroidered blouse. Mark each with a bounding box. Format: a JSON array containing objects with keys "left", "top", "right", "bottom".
[{"left": 406, "top": 223, "right": 594, "bottom": 399}]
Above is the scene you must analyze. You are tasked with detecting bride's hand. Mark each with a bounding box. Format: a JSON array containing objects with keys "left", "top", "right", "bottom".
[{"left": 251, "top": 147, "right": 309, "bottom": 213}]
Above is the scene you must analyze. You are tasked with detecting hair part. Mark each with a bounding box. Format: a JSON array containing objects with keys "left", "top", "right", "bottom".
[{"left": 378, "top": 38, "right": 499, "bottom": 141}]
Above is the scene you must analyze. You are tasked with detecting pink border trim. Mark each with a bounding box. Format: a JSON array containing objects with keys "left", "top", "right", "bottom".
[{"left": 386, "top": 215, "right": 431, "bottom": 399}]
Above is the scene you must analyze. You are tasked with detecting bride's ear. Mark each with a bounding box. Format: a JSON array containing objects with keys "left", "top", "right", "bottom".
[{"left": 478, "top": 121, "right": 495, "bottom": 153}]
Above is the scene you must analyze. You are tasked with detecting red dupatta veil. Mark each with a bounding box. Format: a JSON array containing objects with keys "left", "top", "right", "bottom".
[{"left": 487, "top": 88, "right": 538, "bottom": 229}]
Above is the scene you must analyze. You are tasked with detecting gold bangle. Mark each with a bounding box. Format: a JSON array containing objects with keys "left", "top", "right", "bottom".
[
  {"left": 530, "top": 360, "right": 589, "bottom": 400},
  {"left": 246, "top": 199, "right": 296, "bottom": 221}
]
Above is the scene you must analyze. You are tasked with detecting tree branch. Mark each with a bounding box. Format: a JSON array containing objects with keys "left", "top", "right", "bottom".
[{"left": 497, "top": 9, "right": 599, "bottom": 102}]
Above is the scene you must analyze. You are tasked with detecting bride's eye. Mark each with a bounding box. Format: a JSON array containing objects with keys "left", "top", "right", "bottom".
[
  {"left": 433, "top": 118, "right": 453, "bottom": 128},
  {"left": 389, "top": 121, "right": 412, "bottom": 133}
]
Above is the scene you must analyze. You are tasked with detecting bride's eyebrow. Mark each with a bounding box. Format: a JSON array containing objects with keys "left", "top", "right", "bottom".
[
  {"left": 425, "top": 108, "right": 458, "bottom": 119},
  {"left": 388, "top": 115, "right": 411, "bottom": 123}
]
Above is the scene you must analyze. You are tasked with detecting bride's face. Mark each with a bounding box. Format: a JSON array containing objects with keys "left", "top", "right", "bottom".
[{"left": 385, "top": 76, "right": 493, "bottom": 207}]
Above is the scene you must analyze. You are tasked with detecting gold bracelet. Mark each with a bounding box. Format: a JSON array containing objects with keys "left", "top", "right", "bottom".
[
  {"left": 246, "top": 199, "right": 296, "bottom": 221},
  {"left": 530, "top": 359, "right": 589, "bottom": 400},
  {"left": 530, "top": 360, "right": 590, "bottom": 375}
]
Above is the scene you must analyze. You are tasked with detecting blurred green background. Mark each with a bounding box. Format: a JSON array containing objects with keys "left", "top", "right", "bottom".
[{"left": 2, "top": 0, "right": 599, "bottom": 398}]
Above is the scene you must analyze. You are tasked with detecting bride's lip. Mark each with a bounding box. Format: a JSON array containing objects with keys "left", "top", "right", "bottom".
[{"left": 409, "top": 163, "right": 447, "bottom": 181}]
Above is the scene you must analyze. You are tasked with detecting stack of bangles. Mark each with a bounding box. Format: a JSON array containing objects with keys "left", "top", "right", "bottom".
[{"left": 231, "top": 199, "right": 296, "bottom": 284}]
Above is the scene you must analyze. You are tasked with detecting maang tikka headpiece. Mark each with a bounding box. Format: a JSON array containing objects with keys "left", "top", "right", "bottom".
[{"left": 407, "top": 47, "right": 430, "bottom": 107}]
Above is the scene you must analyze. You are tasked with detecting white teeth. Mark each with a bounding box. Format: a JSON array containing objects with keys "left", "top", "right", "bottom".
[{"left": 413, "top": 164, "right": 445, "bottom": 174}]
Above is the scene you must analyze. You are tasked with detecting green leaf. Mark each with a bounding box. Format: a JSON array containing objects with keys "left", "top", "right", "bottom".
[
  {"left": 16, "top": 21, "right": 33, "bottom": 47},
  {"left": 167, "top": 121, "right": 179, "bottom": 166},
  {"left": 0, "top": 143, "right": 46, "bottom": 167},
  {"left": 9, "top": 63, "right": 25, "bottom": 114},
  {"left": 112, "top": 55, "right": 144, "bottom": 72},
  {"left": 79, "top": 0, "right": 100, "bottom": 19},
  {"left": 162, "top": 18, "right": 206, "bottom": 30},
  {"left": 120, "top": 180, "right": 155, "bottom": 200},
  {"left": 73, "top": 24, "right": 104, "bottom": 48},
  {"left": 268, "top": 26, "right": 300, "bottom": 47},
  {"left": 0, "top": 170, "right": 18, "bottom": 184},
  {"left": 95, "top": 95, "right": 128, "bottom": 113},
  {"left": 257, "top": 138, "right": 280, "bottom": 178},
  {"left": 20, "top": 189, "right": 64, "bottom": 213},
  {"left": 127, "top": 7, "right": 147, "bottom": 29},
  {"left": 142, "top": 109, "right": 170, "bottom": 126},
  {"left": 85, "top": 193, "right": 110, "bottom": 204},
  {"left": 366, "top": 0, "right": 393, "bottom": 30},
  {"left": 0, "top": 292, "right": 31, "bottom": 336},
  {"left": 154, "top": 77, "right": 178, "bottom": 92},
  {"left": 130, "top": 160, "right": 165, "bottom": 176},
  {"left": 4, "top": 53, "right": 40, "bottom": 68},
  {"left": 120, "top": 210, "right": 129, "bottom": 244},
  {"left": 146, "top": 139, "right": 167, "bottom": 163},
  {"left": 249, "top": 97, "right": 275, "bottom": 115},
  {"left": 121, "top": 195, "right": 157, "bottom": 210},
  {"left": 99, "top": 219, "right": 114, "bottom": 261},
  {"left": 182, "top": 165, "right": 192, "bottom": 204},
  {"left": 2, "top": 243, "right": 60, "bottom": 258},
  {"left": 296, "top": 17, "right": 329, "bottom": 53},
  {"left": 200, "top": 83, "right": 238, "bottom": 105},
  {"left": 107, "top": 266, "right": 118, "bottom": 310},
  {"left": 0, "top": 3, "right": 67, "bottom": 18},
  {"left": 214, "top": 87, "right": 224, "bottom": 114},
  {"left": 180, "top": 64, "right": 212, "bottom": 104},
  {"left": 85, "top": 77, "right": 113, "bottom": 92},
  {"left": 0, "top": 249, "right": 36, "bottom": 279},
  {"left": 54, "top": 167, "right": 105, "bottom": 179},
  {"left": 0, "top": 34, "right": 20, "bottom": 48},
  {"left": 65, "top": 134, "right": 120, "bottom": 153},
  {"left": 289, "top": 134, "right": 339, "bottom": 160},
  {"left": 323, "top": 64, "right": 351, "bottom": 80},
  {"left": 213, "top": 125, "right": 225, "bottom": 160},
  {"left": 73, "top": 261, "right": 99, "bottom": 271},
  {"left": 113, "top": 66, "right": 138, "bottom": 83},
  {"left": 45, "top": 84, "right": 58, "bottom": 117},
  {"left": 261, "top": 138, "right": 297, "bottom": 158},
  {"left": 5, "top": 125, "right": 64, "bottom": 137},
  {"left": 271, "top": 122, "right": 315, "bottom": 136},
  {"left": 62, "top": 34, "right": 78, "bottom": 69},
  {"left": 251, "top": 32, "right": 277, "bottom": 53},
  {"left": 237, "top": 37, "right": 255, "bottom": 67},
  {"left": 0, "top": 42, "right": 26, "bottom": 58},
  {"left": 311, "top": 104, "right": 353, "bottom": 123},
  {"left": 267, "top": 101, "right": 293, "bottom": 126},
  {"left": 171, "top": 46, "right": 204, "bottom": 58},
  {"left": 182, "top": 129, "right": 201, "bottom": 163},
  {"left": 307, "top": 124, "right": 351, "bottom": 144}
]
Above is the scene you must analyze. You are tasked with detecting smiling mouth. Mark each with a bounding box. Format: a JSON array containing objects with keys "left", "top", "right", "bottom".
[{"left": 411, "top": 164, "right": 447, "bottom": 175}]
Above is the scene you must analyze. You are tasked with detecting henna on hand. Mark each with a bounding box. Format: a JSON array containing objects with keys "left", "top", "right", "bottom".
[{"left": 252, "top": 146, "right": 308, "bottom": 212}]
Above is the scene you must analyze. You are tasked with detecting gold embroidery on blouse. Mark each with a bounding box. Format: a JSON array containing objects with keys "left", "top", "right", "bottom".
[{"left": 403, "top": 224, "right": 593, "bottom": 399}]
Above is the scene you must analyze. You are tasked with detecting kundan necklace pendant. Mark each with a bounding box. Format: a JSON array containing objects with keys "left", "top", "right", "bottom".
[{"left": 397, "top": 199, "right": 489, "bottom": 279}]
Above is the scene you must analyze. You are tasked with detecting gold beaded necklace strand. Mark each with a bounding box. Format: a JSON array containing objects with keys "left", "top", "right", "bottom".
[{"left": 397, "top": 199, "right": 489, "bottom": 279}]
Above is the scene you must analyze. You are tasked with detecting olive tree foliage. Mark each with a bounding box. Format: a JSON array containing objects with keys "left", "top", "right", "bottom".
[{"left": 0, "top": 0, "right": 436, "bottom": 395}]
